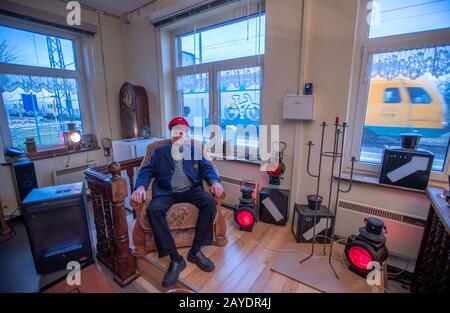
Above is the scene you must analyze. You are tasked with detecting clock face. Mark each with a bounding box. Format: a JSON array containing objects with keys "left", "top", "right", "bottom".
[{"left": 122, "top": 89, "right": 133, "bottom": 109}]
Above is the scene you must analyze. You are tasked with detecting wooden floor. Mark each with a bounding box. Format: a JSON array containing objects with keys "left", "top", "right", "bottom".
[
  {"left": 136, "top": 208, "right": 319, "bottom": 293},
  {"left": 43, "top": 264, "right": 120, "bottom": 293}
]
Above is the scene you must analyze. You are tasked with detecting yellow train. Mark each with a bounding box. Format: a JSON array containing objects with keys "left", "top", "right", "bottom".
[{"left": 364, "top": 77, "right": 447, "bottom": 138}]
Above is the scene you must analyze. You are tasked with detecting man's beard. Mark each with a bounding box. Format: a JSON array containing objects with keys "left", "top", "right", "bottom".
[{"left": 171, "top": 139, "right": 184, "bottom": 161}]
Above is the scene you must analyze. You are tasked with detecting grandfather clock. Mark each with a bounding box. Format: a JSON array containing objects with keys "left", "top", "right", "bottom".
[{"left": 119, "top": 82, "right": 150, "bottom": 139}]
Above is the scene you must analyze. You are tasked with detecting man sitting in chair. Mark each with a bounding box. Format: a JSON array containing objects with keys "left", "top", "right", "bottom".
[{"left": 131, "top": 117, "right": 224, "bottom": 287}]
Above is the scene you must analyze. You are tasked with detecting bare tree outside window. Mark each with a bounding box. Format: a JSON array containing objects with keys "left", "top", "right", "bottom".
[{"left": 0, "top": 38, "right": 19, "bottom": 64}]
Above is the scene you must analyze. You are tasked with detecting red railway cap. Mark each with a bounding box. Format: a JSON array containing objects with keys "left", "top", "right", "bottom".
[{"left": 168, "top": 117, "right": 190, "bottom": 131}]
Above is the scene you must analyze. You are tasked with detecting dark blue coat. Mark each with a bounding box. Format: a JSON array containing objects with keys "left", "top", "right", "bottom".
[{"left": 135, "top": 143, "right": 220, "bottom": 197}]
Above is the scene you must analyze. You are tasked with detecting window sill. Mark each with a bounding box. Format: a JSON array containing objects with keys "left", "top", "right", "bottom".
[
  {"left": 348, "top": 159, "right": 448, "bottom": 184},
  {"left": 210, "top": 153, "right": 261, "bottom": 165},
  {"left": 335, "top": 172, "right": 446, "bottom": 194},
  {"left": 26, "top": 145, "right": 101, "bottom": 161}
]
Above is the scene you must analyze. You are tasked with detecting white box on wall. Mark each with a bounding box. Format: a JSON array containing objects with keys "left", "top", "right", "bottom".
[{"left": 282, "top": 95, "right": 315, "bottom": 120}]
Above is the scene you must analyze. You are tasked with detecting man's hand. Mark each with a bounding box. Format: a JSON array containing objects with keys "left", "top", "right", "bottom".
[
  {"left": 211, "top": 181, "right": 224, "bottom": 199},
  {"left": 132, "top": 186, "right": 147, "bottom": 204}
]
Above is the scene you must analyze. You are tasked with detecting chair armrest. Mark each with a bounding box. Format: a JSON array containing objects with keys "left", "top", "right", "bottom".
[
  {"left": 131, "top": 199, "right": 146, "bottom": 217},
  {"left": 131, "top": 180, "right": 154, "bottom": 217},
  {"left": 209, "top": 190, "right": 226, "bottom": 203},
  {"left": 212, "top": 191, "right": 228, "bottom": 246},
  {"left": 216, "top": 191, "right": 226, "bottom": 203}
]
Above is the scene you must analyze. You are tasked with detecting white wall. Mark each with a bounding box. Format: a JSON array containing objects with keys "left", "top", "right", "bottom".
[
  {"left": 123, "top": 10, "right": 162, "bottom": 137},
  {"left": 0, "top": 0, "right": 126, "bottom": 215},
  {"left": 294, "top": 0, "right": 360, "bottom": 206}
]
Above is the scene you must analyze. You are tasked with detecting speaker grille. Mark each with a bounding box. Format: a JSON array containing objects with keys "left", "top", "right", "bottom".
[{"left": 12, "top": 160, "right": 38, "bottom": 203}]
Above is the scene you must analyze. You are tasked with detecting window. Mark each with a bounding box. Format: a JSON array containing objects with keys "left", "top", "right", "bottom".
[
  {"left": 384, "top": 88, "right": 401, "bottom": 103},
  {"left": 177, "top": 14, "right": 265, "bottom": 67},
  {"left": 0, "top": 22, "right": 86, "bottom": 150},
  {"left": 176, "top": 73, "right": 210, "bottom": 140},
  {"left": 406, "top": 87, "right": 432, "bottom": 104},
  {"left": 174, "top": 13, "right": 265, "bottom": 154},
  {"left": 218, "top": 66, "right": 261, "bottom": 149},
  {"left": 368, "top": 0, "right": 450, "bottom": 39},
  {"left": 353, "top": 0, "right": 450, "bottom": 177}
]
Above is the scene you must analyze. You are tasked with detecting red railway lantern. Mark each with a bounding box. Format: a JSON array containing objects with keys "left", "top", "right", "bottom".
[
  {"left": 344, "top": 217, "right": 389, "bottom": 278},
  {"left": 267, "top": 142, "right": 286, "bottom": 185},
  {"left": 235, "top": 208, "right": 256, "bottom": 230},
  {"left": 234, "top": 184, "right": 257, "bottom": 232}
]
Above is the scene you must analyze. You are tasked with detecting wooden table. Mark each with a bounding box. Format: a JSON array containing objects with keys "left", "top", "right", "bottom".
[{"left": 411, "top": 187, "right": 450, "bottom": 292}]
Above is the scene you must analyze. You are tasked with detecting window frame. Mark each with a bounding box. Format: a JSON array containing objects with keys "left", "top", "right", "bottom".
[
  {"left": 172, "top": 15, "right": 265, "bottom": 152},
  {"left": 348, "top": 0, "right": 450, "bottom": 182},
  {"left": 0, "top": 16, "right": 91, "bottom": 152}
]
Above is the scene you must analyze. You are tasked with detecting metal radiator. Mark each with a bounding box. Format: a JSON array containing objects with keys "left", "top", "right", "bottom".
[
  {"left": 335, "top": 199, "right": 426, "bottom": 260},
  {"left": 220, "top": 176, "right": 259, "bottom": 210}
]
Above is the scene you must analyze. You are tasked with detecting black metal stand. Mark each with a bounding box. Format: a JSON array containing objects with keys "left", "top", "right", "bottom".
[{"left": 299, "top": 119, "right": 356, "bottom": 279}]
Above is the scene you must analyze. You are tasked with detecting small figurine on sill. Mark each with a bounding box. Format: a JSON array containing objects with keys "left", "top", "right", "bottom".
[{"left": 25, "top": 137, "right": 37, "bottom": 153}]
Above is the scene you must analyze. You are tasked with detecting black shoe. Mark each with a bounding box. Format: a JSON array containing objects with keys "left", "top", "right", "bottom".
[
  {"left": 162, "top": 258, "right": 186, "bottom": 288},
  {"left": 187, "top": 250, "right": 215, "bottom": 272}
]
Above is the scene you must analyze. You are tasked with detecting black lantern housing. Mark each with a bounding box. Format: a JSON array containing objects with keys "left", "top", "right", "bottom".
[
  {"left": 344, "top": 217, "right": 388, "bottom": 278},
  {"left": 234, "top": 185, "right": 257, "bottom": 232}
]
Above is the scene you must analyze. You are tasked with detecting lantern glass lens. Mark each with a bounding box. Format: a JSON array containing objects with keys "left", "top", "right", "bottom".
[
  {"left": 268, "top": 164, "right": 281, "bottom": 176},
  {"left": 348, "top": 246, "right": 373, "bottom": 270},
  {"left": 70, "top": 132, "right": 81, "bottom": 143},
  {"left": 236, "top": 210, "right": 254, "bottom": 227}
]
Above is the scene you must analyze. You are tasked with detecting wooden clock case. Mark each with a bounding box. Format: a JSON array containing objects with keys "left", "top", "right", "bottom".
[{"left": 119, "top": 82, "right": 150, "bottom": 139}]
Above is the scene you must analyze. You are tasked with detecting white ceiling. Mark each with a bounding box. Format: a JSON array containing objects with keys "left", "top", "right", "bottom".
[{"left": 77, "top": 0, "right": 155, "bottom": 16}]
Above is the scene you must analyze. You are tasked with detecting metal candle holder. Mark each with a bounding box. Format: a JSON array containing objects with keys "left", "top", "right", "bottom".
[{"left": 300, "top": 118, "right": 356, "bottom": 279}]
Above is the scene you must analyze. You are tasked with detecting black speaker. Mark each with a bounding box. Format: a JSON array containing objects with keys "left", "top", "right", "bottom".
[
  {"left": 21, "top": 182, "right": 93, "bottom": 274},
  {"left": 11, "top": 159, "right": 38, "bottom": 204},
  {"left": 259, "top": 188, "right": 289, "bottom": 225}
]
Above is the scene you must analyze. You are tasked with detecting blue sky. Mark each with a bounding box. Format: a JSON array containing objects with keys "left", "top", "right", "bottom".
[
  {"left": 369, "top": 0, "right": 450, "bottom": 38},
  {"left": 0, "top": 24, "right": 76, "bottom": 70},
  {"left": 180, "top": 14, "right": 265, "bottom": 66}
]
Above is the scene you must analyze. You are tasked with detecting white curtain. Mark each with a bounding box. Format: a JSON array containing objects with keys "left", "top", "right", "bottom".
[{"left": 370, "top": 45, "right": 450, "bottom": 80}]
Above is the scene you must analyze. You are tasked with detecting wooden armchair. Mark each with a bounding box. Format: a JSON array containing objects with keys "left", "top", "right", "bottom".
[{"left": 131, "top": 139, "right": 228, "bottom": 257}]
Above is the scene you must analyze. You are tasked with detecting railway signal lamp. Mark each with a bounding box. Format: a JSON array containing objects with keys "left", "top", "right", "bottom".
[
  {"left": 267, "top": 141, "right": 286, "bottom": 185},
  {"left": 344, "top": 217, "right": 388, "bottom": 278},
  {"left": 64, "top": 123, "right": 81, "bottom": 150},
  {"left": 234, "top": 183, "right": 257, "bottom": 232}
]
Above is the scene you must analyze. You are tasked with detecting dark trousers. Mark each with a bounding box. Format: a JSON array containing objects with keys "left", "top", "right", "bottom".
[{"left": 146, "top": 186, "right": 217, "bottom": 258}]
